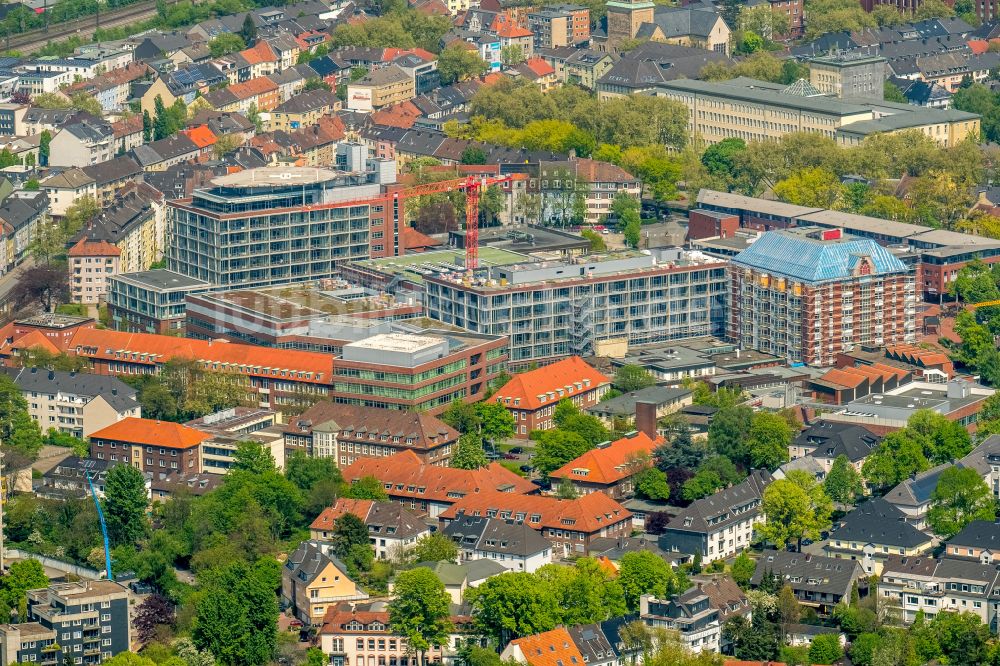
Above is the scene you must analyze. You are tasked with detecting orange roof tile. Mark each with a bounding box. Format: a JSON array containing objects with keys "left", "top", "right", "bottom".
[
  {"left": 494, "top": 356, "right": 609, "bottom": 411},
  {"left": 341, "top": 450, "right": 536, "bottom": 503},
  {"left": 180, "top": 124, "right": 217, "bottom": 148},
  {"left": 509, "top": 628, "right": 587, "bottom": 666},
  {"left": 111, "top": 114, "right": 144, "bottom": 138},
  {"left": 869, "top": 362, "right": 909, "bottom": 380},
  {"left": 65, "top": 328, "right": 334, "bottom": 383},
  {"left": 67, "top": 238, "right": 121, "bottom": 257},
  {"left": 89, "top": 417, "right": 211, "bottom": 449},
  {"left": 16, "top": 330, "right": 60, "bottom": 355},
  {"left": 401, "top": 225, "right": 441, "bottom": 251},
  {"left": 969, "top": 39, "right": 989, "bottom": 54},
  {"left": 841, "top": 365, "right": 883, "bottom": 384},
  {"left": 819, "top": 368, "right": 868, "bottom": 389},
  {"left": 495, "top": 22, "right": 533, "bottom": 37},
  {"left": 522, "top": 56, "right": 555, "bottom": 77},
  {"left": 440, "top": 488, "right": 631, "bottom": 533},
  {"left": 240, "top": 40, "right": 278, "bottom": 65},
  {"left": 229, "top": 77, "right": 279, "bottom": 100},
  {"left": 310, "top": 498, "right": 375, "bottom": 531},
  {"left": 549, "top": 431, "right": 662, "bottom": 485}
]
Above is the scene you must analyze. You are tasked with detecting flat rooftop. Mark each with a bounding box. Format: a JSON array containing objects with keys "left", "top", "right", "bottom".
[
  {"left": 211, "top": 166, "right": 340, "bottom": 187},
  {"left": 350, "top": 247, "right": 531, "bottom": 285},
  {"left": 16, "top": 314, "right": 91, "bottom": 329},
  {"left": 193, "top": 282, "right": 416, "bottom": 321},
  {"left": 113, "top": 269, "right": 212, "bottom": 291},
  {"left": 344, "top": 332, "right": 446, "bottom": 353}
]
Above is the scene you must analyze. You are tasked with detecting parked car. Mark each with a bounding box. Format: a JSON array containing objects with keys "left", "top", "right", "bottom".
[
  {"left": 510, "top": 447, "right": 523, "bottom": 454},
  {"left": 520, "top": 464, "right": 533, "bottom": 473},
  {"left": 503, "top": 453, "right": 517, "bottom": 459}
]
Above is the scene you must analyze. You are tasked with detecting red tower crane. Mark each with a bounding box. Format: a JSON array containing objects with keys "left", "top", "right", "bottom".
[{"left": 388, "top": 173, "right": 513, "bottom": 269}]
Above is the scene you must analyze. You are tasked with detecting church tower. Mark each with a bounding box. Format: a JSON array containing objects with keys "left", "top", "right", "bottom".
[{"left": 606, "top": 0, "right": 654, "bottom": 42}]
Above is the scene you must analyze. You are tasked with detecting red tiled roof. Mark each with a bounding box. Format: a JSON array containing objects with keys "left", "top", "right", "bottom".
[
  {"left": 969, "top": 39, "right": 989, "bottom": 54},
  {"left": 521, "top": 57, "right": 555, "bottom": 77},
  {"left": 341, "top": 450, "right": 536, "bottom": 503},
  {"left": 89, "top": 417, "right": 211, "bottom": 449},
  {"left": 67, "top": 238, "right": 121, "bottom": 257},
  {"left": 401, "top": 225, "right": 441, "bottom": 251},
  {"left": 15, "top": 330, "right": 60, "bottom": 355},
  {"left": 572, "top": 157, "right": 637, "bottom": 184},
  {"left": 240, "top": 40, "right": 278, "bottom": 65},
  {"left": 229, "top": 77, "right": 279, "bottom": 100},
  {"left": 549, "top": 431, "right": 663, "bottom": 485},
  {"left": 509, "top": 628, "right": 587, "bottom": 666},
  {"left": 64, "top": 328, "right": 334, "bottom": 383},
  {"left": 494, "top": 356, "right": 609, "bottom": 411},
  {"left": 818, "top": 368, "right": 868, "bottom": 389},
  {"left": 111, "top": 114, "right": 144, "bottom": 139},
  {"left": 180, "top": 124, "right": 217, "bottom": 148},
  {"left": 310, "top": 498, "right": 375, "bottom": 531},
  {"left": 439, "top": 488, "right": 631, "bottom": 533},
  {"left": 495, "top": 22, "right": 533, "bottom": 37},
  {"left": 370, "top": 101, "right": 422, "bottom": 128}
]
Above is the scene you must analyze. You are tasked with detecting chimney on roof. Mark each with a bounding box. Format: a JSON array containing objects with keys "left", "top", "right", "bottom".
[{"left": 635, "top": 401, "right": 657, "bottom": 441}]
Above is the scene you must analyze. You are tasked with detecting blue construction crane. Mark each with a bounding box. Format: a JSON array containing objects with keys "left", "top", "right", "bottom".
[{"left": 84, "top": 468, "right": 113, "bottom": 581}]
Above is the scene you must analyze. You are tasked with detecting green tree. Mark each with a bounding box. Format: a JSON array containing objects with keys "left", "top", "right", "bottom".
[
  {"left": 618, "top": 550, "right": 682, "bottom": 611},
  {"left": 682, "top": 469, "right": 723, "bottom": 500},
  {"left": 302, "top": 77, "right": 332, "bottom": 92},
  {"left": 476, "top": 402, "right": 515, "bottom": 441},
  {"left": 614, "top": 364, "right": 655, "bottom": 392},
  {"left": 774, "top": 167, "right": 843, "bottom": 208},
  {"left": 809, "top": 633, "right": 844, "bottom": 664},
  {"left": 731, "top": 551, "right": 756, "bottom": 589},
  {"left": 0, "top": 559, "right": 47, "bottom": 619},
  {"left": 103, "top": 464, "right": 148, "bottom": 547},
  {"left": 38, "top": 130, "right": 51, "bottom": 166},
  {"left": 850, "top": 633, "right": 879, "bottom": 666},
  {"left": 556, "top": 476, "right": 579, "bottom": 499},
  {"left": 928, "top": 466, "right": 996, "bottom": 538},
  {"left": 824, "top": 454, "right": 864, "bottom": 504},
  {"left": 451, "top": 433, "right": 489, "bottom": 470},
  {"left": 0, "top": 373, "right": 42, "bottom": 458},
  {"left": 759, "top": 471, "right": 833, "bottom": 551},
  {"left": 701, "top": 137, "right": 747, "bottom": 181},
  {"left": 862, "top": 429, "right": 930, "bottom": 492},
  {"left": 460, "top": 146, "right": 487, "bottom": 165},
  {"left": 746, "top": 412, "right": 792, "bottom": 470},
  {"left": 441, "top": 400, "right": 481, "bottom": 433},
  {"left": 884, "top": 81, "right": 909, "bottom": 103},
  {"left": 708, "top": 404, "right": 753, "bottom": 463},
  {"left": 531, "top": 429, "right": 590, "bottom": 477},
  {"left": 389, "top": 568, "right": 453, "bottom": 666},
  {"left": 209, "top": 33, "right": 245, "bottom": 57},
  {"left": 907, "top": 409, "right": 972, "bottom": 464},
  {"left": 410, "top": 533, "right": 458, "bottom": 563},
  {"left": 634, "top": 467, "right": 670, "bottom": 500},
  {"left": 193, "top": 560, "right": 277, "bottom": 666},
  {"left": 468, "top": 572, "right": 559, "bottom": 645},
  {"left": 343, "top": 476, "right": 390, "bottom": 501},
  {"left": 231, "top": 441, "right": 276, "bottom": 475},
  {"left": 438, "top": 44, "right": 487, "bottom": 84},
  {"left": 500, "top": 44, "right": 525, "bottom": 65},
  {"left": 240, "top": 14, "right": 257, "bottom": 45},
  {"left": 332, "top": 513, "right": 371, "bottom": 561}
]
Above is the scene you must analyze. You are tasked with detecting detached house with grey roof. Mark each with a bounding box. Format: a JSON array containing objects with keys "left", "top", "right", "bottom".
[
  {"left": 752, "top": 550, "right": 868, "bottom": 614},
  {"left": 787, "top": 421, "right": 882, "bottom": 477},
  {"left": 660, "top": 469, "right": 772, "bottom": 562},
  {"left": 824, "top": 497, "right": 934, "bottom": 574},
  {"left": 282, "top": 541, "right": 368, "bottom": 624},
  {"left": 443, "top": 514, "right": 554, "bottom": 572},
  {"left": 945, "top": 520, "right": 1000, "bottom": 563}
]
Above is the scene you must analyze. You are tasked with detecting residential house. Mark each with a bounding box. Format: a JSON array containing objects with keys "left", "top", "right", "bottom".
[
  {"left": 21, "top": 107, "right": 81, "bottom": 136},
  {"left": 268, "top": 67, "right": 309, "bottom": 103},
  {"left": 660, "top": 470, "right": 773, "bottom": 562},
  {"left": 493, "top": 17, "right": 534, "bottom": 59},
  {"left": 787, "top": 421, "right": 881, "bottom": 477},
  {"left": 340, "top": 450, "right": 536, "bottom": 517},
  {"left": 751, "top": 550, "right": 868, "bottom": 614},
  {"left": 202, "top": 76, "right": 281, "bottom": 114},
  {"left": 0, "top": 103, "right": 28, "bottom": 136},
  {"left": 621, "top": 6, "right": 731, "bottom": 55},
  {"left": 267, "top": 89, "right": 340, "bottom": 131},
  {"left": 62, "top": 62, "right": 150, "bottom": 113},
  {"left": 67, "top": 239, "right": 121, "bottom": 305},
  {"left": 512, "top": 57, "right": 558, "bottom": 92},
  {"left": 266, "top": 33, "right": 302, "bottom": 71},
  {"left": 319, "top": 600, "right": 474, "bottom": 664},
  {"left": 879, "top": 555, "right": 1000, "bottom": 625},
  {"left": 48, "top": 119, "right": 116, "bottom": 167},
  {"left": 68, "top": 185, "right": 165, "bottom": 273},
  {"left": 502, "top": 628, "right": 589, "bottom": 666},
  {"left": 400, "top": 560, "right": 506, "bottom": 604},
  {"left": 111, "top": 115, "right": 146, "bottom": 153},
  {"left": 945, "top": 520, "right": 1000, "bottom": 563},
  {"left": 493, "top": 356, "right": 611, "bottom": 438},
  {"left": 567, "top": 623, "right": 618, "bottom": 666},
  {"left": 309, "top": 498, "right": 430, "bottom": 560},
  {"left": 883, "top": 464, "right": 950, "bottom": 530},
  {"left": 639, "top": 589, "right": 721, "bottom": 653},
  {"left": 347, "top": 65, "right": 417, "bottom": 111},
  {"left": 824, "top": 498, "right": 934, "bottom": 574},
  {"left": 4, "top": 366, "right": 139, "bottom": 437},
  {"left": 586, "top": 386, "right": 693, "bottom": 426},
  {"left": 539, "top": 47, "right": 618, "bottom": 90},
  {"left": 282, "top": 541, "right": 368, "bottom": 624},
  {"left": 37, "top": 456, "right": 116, "bottom": 500},
  {"left": 439, "top": 491, "right": 633, "bottom": 557},
  {"left": 283, "top": 402, "right": 460, "bottom": 465},
  {"left": 88, "top": 416, "right": 209, "bottom": 474},
  {"left": 539, "top": 158, "right": 641, "bottom": 224},
  {"left": 692, "top": 575, "right": 750, "bottom": 651},
  {"left": 132, "top": 134, "right": 201, "bottom": 171},
  {"left": 548, "top": 430, "right": 664, "bottom": 500},
  {"left": 0, "top": 190, "right": 48, "bottom": 274},
  {"left": 81, "top": 156, "right": 145, "bottom": 205},
  {"left": 40, "top": 168, "right": 97, "bottom": 217},
  {"left": 528, "top": 7, "right": 591, "bottom": 49},
  {"left": 442, "top": 514, "right": 554, "bottom": 572}
]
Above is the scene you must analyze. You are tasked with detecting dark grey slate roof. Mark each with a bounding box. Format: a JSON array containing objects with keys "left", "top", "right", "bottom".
[
  {"left": 639, "top": 6, "right": 724, "bottom": 40},
  {"left": 3, "top": 366, "right": 137, "bottom": 412},
  {"left": 793, "top": 421, "right": 881, "bottom": 463},
  {"left": 829, "top": 497, "right": 932, "bottom": 549},
  {"left": 947, "top": 520, "right": 1000, "bottom": 551},
  {"left": 587, "top": 386, "right": 692, "bottom": 418},
  {"left": 443, "top": 514, "right": 552, "bottom": 557},
  {"left": 665, "top": 470, "right": 772, "bottom": 534},
  {"left": 751, "top": 549, "right": 864, "bottom": 597}
]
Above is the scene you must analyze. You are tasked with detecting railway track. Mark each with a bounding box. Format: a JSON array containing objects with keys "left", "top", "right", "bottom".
[{"left": 3, "top": 0, "right": 160, "bottom": 54}]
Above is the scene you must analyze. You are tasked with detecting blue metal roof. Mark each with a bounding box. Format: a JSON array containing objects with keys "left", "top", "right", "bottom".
[{"left": 732, "top": 229, "right": 909, "bottom": 283}]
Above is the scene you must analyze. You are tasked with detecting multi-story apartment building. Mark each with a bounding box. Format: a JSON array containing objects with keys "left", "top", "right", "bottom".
[
  {"left": 346, "top": 65, "right": 416, "bottom": 111},
  {"left": 879, "top": 555, "right": 1000, "bottom": 626},
  {"left": 538, "top": 48, "right": 618, "bottom": 90},
  {"left": 538, "top": 158, "right": 640, "bottom": 224},
  {"left": 549, "top": 430, "right": 663, "bottom": 498},
  {"left": 439, "top": 491, "right": 632, "bottom": 557},
  {"left": 310, "top": 499, "right": 429, "bottom": 560},
  {"left": 751, "top": 550, "right": 868, "bottom": 615},
  {"left": 945, "top": 520, "right": 1000, "bottom": 563},
  {"left": 166, "top": 160, "right": 398, "bottom": 289},
  {"left": 283, "top": 402, "right": 460, "bottom": 464},
  {"left": 341, "top": 450, "right": 536, "bottom": 517},
  {"left": 661, "top": 470, "right": 772, "bottom": 562},
  {"left": 639, "top": 590, "right": 721, "bottom": 654},
  {"left": 107, "top": 269, "right": 213, "bottom": 334},
  {"left": 730, "top": 227, "right": 916, "bottom": 367},
  {"left": 0, "top": 581, "right": 130, "bottom": 666},
  {"left": 442, "top": 515, "right": 554, "bottom": 572},
  {"left": 4, "top": 366, "right": 139, "bottom": 438},
  {"left": 492, "top": 356, "right": 610, "bottom": 437},
  {"left": 89, "top": 417, "right": 209, "bottom": 474},
  {"left": 425, "top": 251, "right": 729, "bottom": 366},
  {"left": 67, "top": 240, "right": 120, "bottom": 305},
  {"left": 825, "top": 498, "right": 934, "bottom": 575},
  {"left": 527, "top": 5, "right": 591, "bottom": 48}
]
